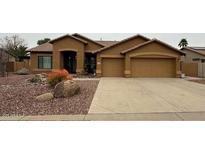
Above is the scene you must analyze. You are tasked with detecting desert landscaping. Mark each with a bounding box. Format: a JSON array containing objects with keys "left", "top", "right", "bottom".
[
  {"left": 1, "top": 33, "right": 205, "bottom": 121},
  {"left": 0, "top": 72, "right": 99, "bottom": 116}
]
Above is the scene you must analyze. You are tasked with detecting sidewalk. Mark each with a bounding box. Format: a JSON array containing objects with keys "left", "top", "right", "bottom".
[{"left": 1, "top": 112, "right": 205, "bottom": 121}]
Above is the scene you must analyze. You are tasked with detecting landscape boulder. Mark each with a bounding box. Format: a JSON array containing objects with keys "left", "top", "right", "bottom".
[
  {"left": 54, "top": 80, "right": 80, "bottom": 98},
  {"left": 16, "top": 68, "right": 30, "bottom": 75},
  {"left": 41, "top": 73, "right": 48, "bottom": 78},
  {"left": 36, "top": 92, "right": 54, "bottom": 101},
  {"left": 29, "top": 73, "right": 47, "bottom": 83}
]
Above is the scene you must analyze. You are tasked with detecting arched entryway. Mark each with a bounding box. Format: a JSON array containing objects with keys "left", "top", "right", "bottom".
[{"left": 62, "top": 51, "right": 77, "bottom": 73}]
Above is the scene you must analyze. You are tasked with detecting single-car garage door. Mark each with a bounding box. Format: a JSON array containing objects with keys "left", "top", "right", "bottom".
[
  {"left": 131, "top": 58, "right": 176, "bottom": 77},
  {"left": 102, "top": 58, "right": 124, "bottom": 77}
]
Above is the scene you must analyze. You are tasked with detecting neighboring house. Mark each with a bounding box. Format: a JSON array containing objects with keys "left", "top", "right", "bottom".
[
  {"left": 181, "top": 47, "right": 205, "bottom": 77},
  {"left": 28, "top": 33, "right": 185, "bottom": 78},
  {"left": 181, "top": 47, "right": 205, "bottom": 63}
]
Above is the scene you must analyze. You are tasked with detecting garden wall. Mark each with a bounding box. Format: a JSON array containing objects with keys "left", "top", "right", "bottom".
[
  {"left": 198, "top": 63, "right": 205, "bottom": 78},
  {"left": 14, "top": 60, "right": 30, "bottom": 71},
  {"left": 4, "top": 60, "right": 30, "bottom": 73},
  {"left": 182, "top": 63, "right": 198, "bottom": 77},
  {"left": 182, "top": 62, "right": 205, "bottom": 77}
]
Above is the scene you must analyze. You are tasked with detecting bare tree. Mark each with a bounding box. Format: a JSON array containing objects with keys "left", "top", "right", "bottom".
[
  {"left": 0, "top": 48, "right": 9, "bottom": 77},
  {"left": 0, "top": 35, "right": 27, "bottom": 59}
]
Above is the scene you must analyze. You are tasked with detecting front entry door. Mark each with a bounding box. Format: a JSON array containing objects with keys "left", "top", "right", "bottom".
[{"left": 63, "top": 52, "right": 76, "bottom": 73}]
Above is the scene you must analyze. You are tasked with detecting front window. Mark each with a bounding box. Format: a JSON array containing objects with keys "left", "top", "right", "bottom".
[{"left": 38, "top": 56, "right": 52, "bottom": 69}]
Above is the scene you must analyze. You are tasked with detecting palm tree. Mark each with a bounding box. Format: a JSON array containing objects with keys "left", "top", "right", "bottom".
[{"left": 178, "top": 38, "right": 188, "bottom": 48}]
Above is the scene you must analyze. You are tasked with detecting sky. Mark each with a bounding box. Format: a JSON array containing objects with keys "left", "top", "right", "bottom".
[{"left": 0, "top": 33, "right": 205, "bottom": 48}]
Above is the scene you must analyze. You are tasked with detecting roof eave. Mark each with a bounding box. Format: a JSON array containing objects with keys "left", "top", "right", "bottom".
[
  {"left": 49, "top": 34, "right": 88, "bottom": 44},
  {"left": 181, "top": 47, "right": 205, "bottom": 56},
  {"left": 92, "top": 34, "right": 151, "bottom": 54},
  {"left": 120, "top": 39, "right": 185, "bottom": 55},
  {"left": 29, "top": 50, "right": 53, "bottom": 52}
]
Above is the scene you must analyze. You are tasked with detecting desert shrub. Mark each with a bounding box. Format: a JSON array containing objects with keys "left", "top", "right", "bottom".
[
  {"left": 29, "top": 77, "right": 39, "bottom": 83},
  {"left": 47, "top": 69, "right": 73, "bottom": 87},
  {"left": 16, "top": 68, "right": 30, "bottom": 75}
]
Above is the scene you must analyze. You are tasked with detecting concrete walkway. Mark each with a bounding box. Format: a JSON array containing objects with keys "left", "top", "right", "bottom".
[
  {"left": 1, "top": 78, "right": 205, "bottom": 121},
  {"left": 88, "top": 78, "right": 205, "bottom": 120}
]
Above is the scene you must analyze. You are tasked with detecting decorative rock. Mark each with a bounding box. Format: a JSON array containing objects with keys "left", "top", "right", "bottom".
[
  {"left": 41, "top": 73, "right": 48, "bottom": 78},
  {"left": 29, "top": 74, "right": 47, "bottom": 83},
  {"left": 16, "top": 68, "right": 30, "bottom": 75},
  {"left": 35, "top": 74, "right": 44, "bottom": 79},
  {"left": 36, "top": 92, "right": 54, "bottom": 101},
  {"left": 54, "top": 80, "right": 80, "bottom": 98}
]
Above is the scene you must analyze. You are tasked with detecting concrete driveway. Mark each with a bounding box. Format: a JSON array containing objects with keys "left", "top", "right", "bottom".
[{"left": 88, "top": 78, "right": 205, "bottom": 120}]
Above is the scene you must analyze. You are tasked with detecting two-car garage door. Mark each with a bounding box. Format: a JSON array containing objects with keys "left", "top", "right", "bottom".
[
  {"left": 102, "top": 58, "right": 124, "bottom": 77},
  {"left": 101, "top": 57, "right": 176, "bottom": 77},
  {"left": 131, "top": 58, "right": 176, "bottom": 77}
]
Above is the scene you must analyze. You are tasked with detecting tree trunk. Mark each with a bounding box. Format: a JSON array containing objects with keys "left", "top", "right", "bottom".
[{"left": 1, "top": 63, "right": 6, "bottom": 77}]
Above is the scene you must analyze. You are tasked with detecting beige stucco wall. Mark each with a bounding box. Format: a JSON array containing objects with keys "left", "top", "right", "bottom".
[
  {"left": 72, "top": 35, "right": 103, "bottom": 52},
  {"left": 30, "top": 52, "right": 53, "bottom": 73},
  {"left": 30, "top": 36, "right": 105, "bottom": 74},
  {"left": 124, "top": 42, "right": 182, "bottom": 77},
  {"left": 97, "top": 41, "right": 182, "bottom": 78},
  {"left": 96, "top": 37, "right": 148, "bottom": 76},
  {"left": 52, "top": 37, "right": 85, "bottom": 73},
  {"left": 84, "top": 41, "right": 103, "bottom": 52},
  {"left": 100, "top": 37, "right": 148, "bottom": 56}
]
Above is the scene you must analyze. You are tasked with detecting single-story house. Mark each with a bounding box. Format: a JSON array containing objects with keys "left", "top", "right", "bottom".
[
  {"left": 28, "top": 33, "right": 185, "bottom": 78},
  {"left": 181, "top": 47, "right": 205, "bottom": 63}
]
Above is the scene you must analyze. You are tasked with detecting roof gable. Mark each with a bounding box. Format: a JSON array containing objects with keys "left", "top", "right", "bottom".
[
  {"left": 93, "top": 34, "right": 150, "bottom": 53},
  {"left": 95, "top": 40, "right": 119, "bottom": 46},
  {"left": 49, "top": 34, "right": 88, "bottom": 44},
  {"left": 121, "top": 39, "right": 185, "bottom": 55},
  {"left": 72, "top": 33, "right": 105, "bottom": 47}
]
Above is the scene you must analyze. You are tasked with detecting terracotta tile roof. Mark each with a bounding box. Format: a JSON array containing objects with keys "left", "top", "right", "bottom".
[
  {"left": 182, "top": 47, "right": 205, "bottom": 56},
  {"left": 95, "top": 40, "right": 119, "bottom": 46},
  {"left": 27, "top": 42, "right": 53, "bottom": 52},
  {"left": 92, "top": 34, "right": 151, "bottom": 54},
  {"left": 72, "top": 33, "right": 105, "bottom": 47},
  {"left": 49, "top": 34, "right": 88, "bottom": 44},
  {"left": 121, "top": 39, "right": 185, "bottom": 55}
]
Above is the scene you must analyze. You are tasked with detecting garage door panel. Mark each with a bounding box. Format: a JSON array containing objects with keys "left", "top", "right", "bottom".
[
  {"left": 131, "top": 58, "right": 176, "bottom": 77},
  {"left": 102, "top": 58, "right": 124, "bottom": 77}
]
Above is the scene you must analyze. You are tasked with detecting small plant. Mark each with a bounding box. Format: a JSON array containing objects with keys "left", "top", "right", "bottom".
[
  {"left": 29, "top": 77, "right": 39, "bottom": 83},
  {"left": 47, "top": 69, "right": 73, "bottom": 87}
]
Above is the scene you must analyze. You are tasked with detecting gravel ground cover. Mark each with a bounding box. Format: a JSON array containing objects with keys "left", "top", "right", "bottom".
[
  {"left": 189, "top": 79, "right": 205, "bottom": 85},
  {"left": 0, "top": 75, "right": 99, "bottom": 116}
]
